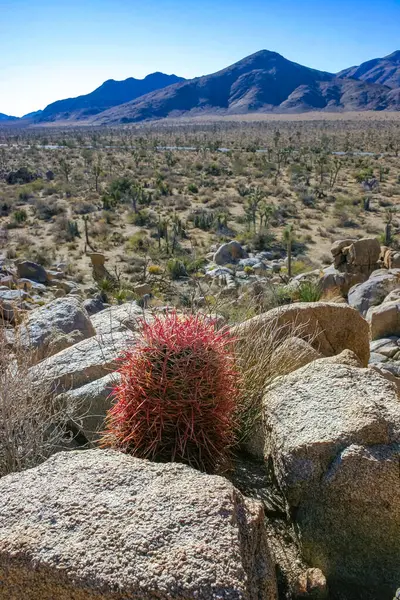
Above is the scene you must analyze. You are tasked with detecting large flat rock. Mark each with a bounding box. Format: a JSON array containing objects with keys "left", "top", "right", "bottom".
[
  {"left": 31, "top": 331, "right": 135, "bottom": 392},
  {"left": 233, "top": 302, "right": 370, "bottom": 366},
  {"left": 0, "top": 450, "right": 277, "bottom": 600}
]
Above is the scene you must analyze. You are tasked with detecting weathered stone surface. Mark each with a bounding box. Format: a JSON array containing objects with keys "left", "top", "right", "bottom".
[
  {"left": 18, "top": 297, "right": 95, "bottom": 361},
  {"left": 57, "top": 373, "right": 120, "bottom": 442},
  {"left": 16, "top": 260, "right": 48, "bottom": 283},
  {"left": 91, "top": 302, "right": 145, "bottom": 336},
  {"left": 83, "top": 295, "right": 105, "bottom": 315},
  {"left": 234, "top": 302, "right": 370, "bottom": 367},
  {"left": 348, "top": 269, "right": 400, "bottom": 316},
  {"left": 0, "top": 450, "right": 278, "bottom": 600},
  {"left": 294, "top": 568, "right": 327, "bottom": 599},
  {"left": 368, "top": 300, "right": 400, "bottom": 340},
  {"left": 262, "top": 361, "right": 400, "bottom": 598},
  {"left": 214, "top": 241, "right": 247, "bottom": 266},
  {"left": 31, "top": 331, "right": 135, "bottom": 392},
  {"left": 369, "top": 364, "right": 400, "bottom": 394},
  {"left": 269, "top": 336, "right": 323, "bottom": 377},
  {"left": 134, "top": 282, "right": 152, "bottom": 297},
  {"left": 319, "top": 265, "right": 366, "bottom": 296},
  {"left": 0, "top": 288, "right": 27, "bottom": 322},
  {"left": 298, "top": 444, "right": 400, "bottom": 600},
  {"left": 316, "top": 349, "right": 363, "bottom": 368},
  {"left": 383, "top": 289, "right": 400, "bottom": 304},
  {"left": 331, "top": 238, "right": 380, "bottom": 274},
  {"left": 343, "top": 237, "right": 381, "bottom": 268}
]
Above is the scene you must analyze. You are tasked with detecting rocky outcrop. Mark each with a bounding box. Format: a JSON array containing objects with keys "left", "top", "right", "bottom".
[
  {"left": 31, "top": 330, "right": 136, "bottom": 392},
  {"left": 261, "top": 361, "right": 400, "bottom": 599},
  {"left": 268, "top": 336, "right": 323, "bottom": 377},
  {"left": 319, "top": 265, "right": 366, "bottom": 296},
  {"left": 56, "top": 373, "right": 120, "bottom": 443},
  {"left": 0, "top": 287, "right": 28, "bottom": 322},
  {"left": 348, "top": 269, "right": 400, "bottom": 316},
  {"left": 91, "top": 302, "right": 145, "bottom": 336},
  {"left": 234, "top": 302, "right": 370, "bottom": 366},
  {"left": 0, "top": 450, "right": 278, "bottom": 600},
  {"left": 368, "top": 299, "right": 400, "bottom": 340},
  {"left": 382, "top": 247, "right": 400, "bottom": 270},
  {"left": 214, "top": 241, "right": 247, "bottom": 266},
  {"left": 16, "top": 260, "right": 49, "bottom": 283},
  {"left": 331, "top": 237, "right": 380, "bottom": 275},
  {"left": 83, "top": 294, "right": 105, "bottom": 315},
  {"left": 18, "top": 297, "right": 96, "bottom": 361}
]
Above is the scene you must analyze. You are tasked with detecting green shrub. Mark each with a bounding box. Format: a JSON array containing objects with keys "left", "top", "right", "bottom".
[
  {"left": 297, "top": 280, "right": 322, "bottom": 302},
  {"left": 167, "top": 258, "right": 188, "bottom": 279}
]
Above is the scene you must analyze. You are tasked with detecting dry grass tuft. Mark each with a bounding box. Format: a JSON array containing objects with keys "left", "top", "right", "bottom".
[
  {"left": 0, "top": 324, "right": 80, "bottom": 478},
  {"left": 233, "top": 314, "right": 318, "bottom": 443}
]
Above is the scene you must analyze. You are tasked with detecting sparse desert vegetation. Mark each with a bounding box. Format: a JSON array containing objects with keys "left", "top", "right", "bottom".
[
  {"left": 2, "top": 115, "right": 400, "bottom": 600},
  {"left": 0, "top": 115, "right": 399, "bottom": 315}
]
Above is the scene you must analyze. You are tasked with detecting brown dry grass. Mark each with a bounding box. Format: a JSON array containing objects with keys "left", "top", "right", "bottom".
[
  {"left": 233, "top": 315, "right": 318, "bottom": 444},
  {"left": 0, "top": 326, "right": 81, "bottom": 477}
]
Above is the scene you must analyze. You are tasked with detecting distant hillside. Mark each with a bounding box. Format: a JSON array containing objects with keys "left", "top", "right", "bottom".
[
  {"left": 22, "top": 110, "right": 43, "bottom": 120},
  {"left": 338, "top": 51, "right": 400, "bottom": 89},
  {"left": 37, "top": 73, "right": 185, "bottom": 122},
  {"left": 91, "top": 50, "right": 399, "bottom": 125},
  {"left": 0, "top": 113, "right": 18, "bottom": 122}
]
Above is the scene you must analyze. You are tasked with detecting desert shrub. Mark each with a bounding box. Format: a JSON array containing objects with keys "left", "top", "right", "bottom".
[
  {"left": 52, "top": 216, "right": 80, "bottom": 242},
  {"left": 6, "top": 167, "right": 38, "bottom": 185},
  {"left": 296, "top": 280, "right": 322, "bottom": 302},
  {"left": 205, "top": 163, "right": 221, "bottom": 176},
  {"left": 12, "top": 209, "right": 28, "bottom": 224},
  {"left": 101, "top": 312, "right": 239, "bottom": 472},
  {"left": 34, "top": 197, "right": 66, "bottom": 220},
  {"left": 167, "top": 258, "right": 188, "bottom": 279},
  {"left": 128, "top": 209, "right": 156, "bottom": 227},
  {"left": 187, "top": 182, "right": 199, "bottom": 194},
  {"left": 148, "top": 264, "right": 163, "bottom": 276},
  {"left": 0, "top": 329, "right": 78, "bottom": 477},
  {"left": 126, "top": 231, "right": 152, "bottom": 252}
]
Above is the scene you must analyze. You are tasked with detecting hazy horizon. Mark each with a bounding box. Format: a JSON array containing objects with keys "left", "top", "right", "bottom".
[{"left": 2, "top": 0, "right": 400, "bottom": 117}]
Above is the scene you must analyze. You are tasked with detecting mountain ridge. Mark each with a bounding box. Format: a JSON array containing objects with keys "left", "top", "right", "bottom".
[
  {"left": 91, "top": 50, "right": 400, "bottom": 124},
  {"left": 3, "top": 49, "right": 400, "bottom": 125},
  {"left": 36, "top": 72, "right": 185, "bottom": 122},
  {"left": 338, "top": 50, "right": 400, "bottom": 89}
]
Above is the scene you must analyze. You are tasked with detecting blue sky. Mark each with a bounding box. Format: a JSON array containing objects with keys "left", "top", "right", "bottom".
[{"left": 1, "top": 0, "right": 400, "bottom": 116}]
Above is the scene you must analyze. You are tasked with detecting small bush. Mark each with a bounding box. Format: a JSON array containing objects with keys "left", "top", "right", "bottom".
[
  {"left": 297, "top": 280, "right": 322, "bottom": 302},
  {"left": 167, "top": 258, "right": 187, "bottom": 279},
  {"left": 12, "top": 209, "right": 28, "bottom": 224},
  {"left": 148, "top": 264, "right": 163, "bottom": 276},
  {"left": 101, "top": 312, "right": 239, "bottom": 472}
]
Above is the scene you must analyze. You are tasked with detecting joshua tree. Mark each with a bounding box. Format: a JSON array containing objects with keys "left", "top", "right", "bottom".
[
  {"left": 283, "top": 224, "right": 294, "bottom": 278},
  {"left": 58, "top": 157, "right": 73, "bottom": 183}
]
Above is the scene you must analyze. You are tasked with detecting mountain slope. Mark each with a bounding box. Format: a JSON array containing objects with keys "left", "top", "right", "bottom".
[
  {"left": 37, "top": 72, "right": 185, "bottom": 122},
  {"left": 0, "top": 113, "right": 18, "bottom": 122},
  {"left": 22, "top": 110, "right": 43, "bottom": 120},
  {"left": 91, "top": 50, "right": 398, "bottom": 124},
  {"left": 338, "top": 51, "right": 400, "bottom": 89}
]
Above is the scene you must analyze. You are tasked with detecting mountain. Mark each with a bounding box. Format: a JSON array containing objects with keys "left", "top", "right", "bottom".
[
  {"left": 338, "top": 51, "right": 400, "bottom": 89},
  {"left": 91, "top": 50, "right": 399, "bottom": 124},
  {"left": 22, "top": 110, "right": 43, "bottom": 120},
  {"left": 37, "top": 73, "right": 185, "bottom": 122},
  {"left": 0, "top": 113, "right": 18, "bottom": 122}
]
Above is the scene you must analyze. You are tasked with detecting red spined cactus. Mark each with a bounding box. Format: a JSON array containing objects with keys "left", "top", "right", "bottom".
[{"left": 101, "top": 311, "right": 239, "bottom": 472}]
